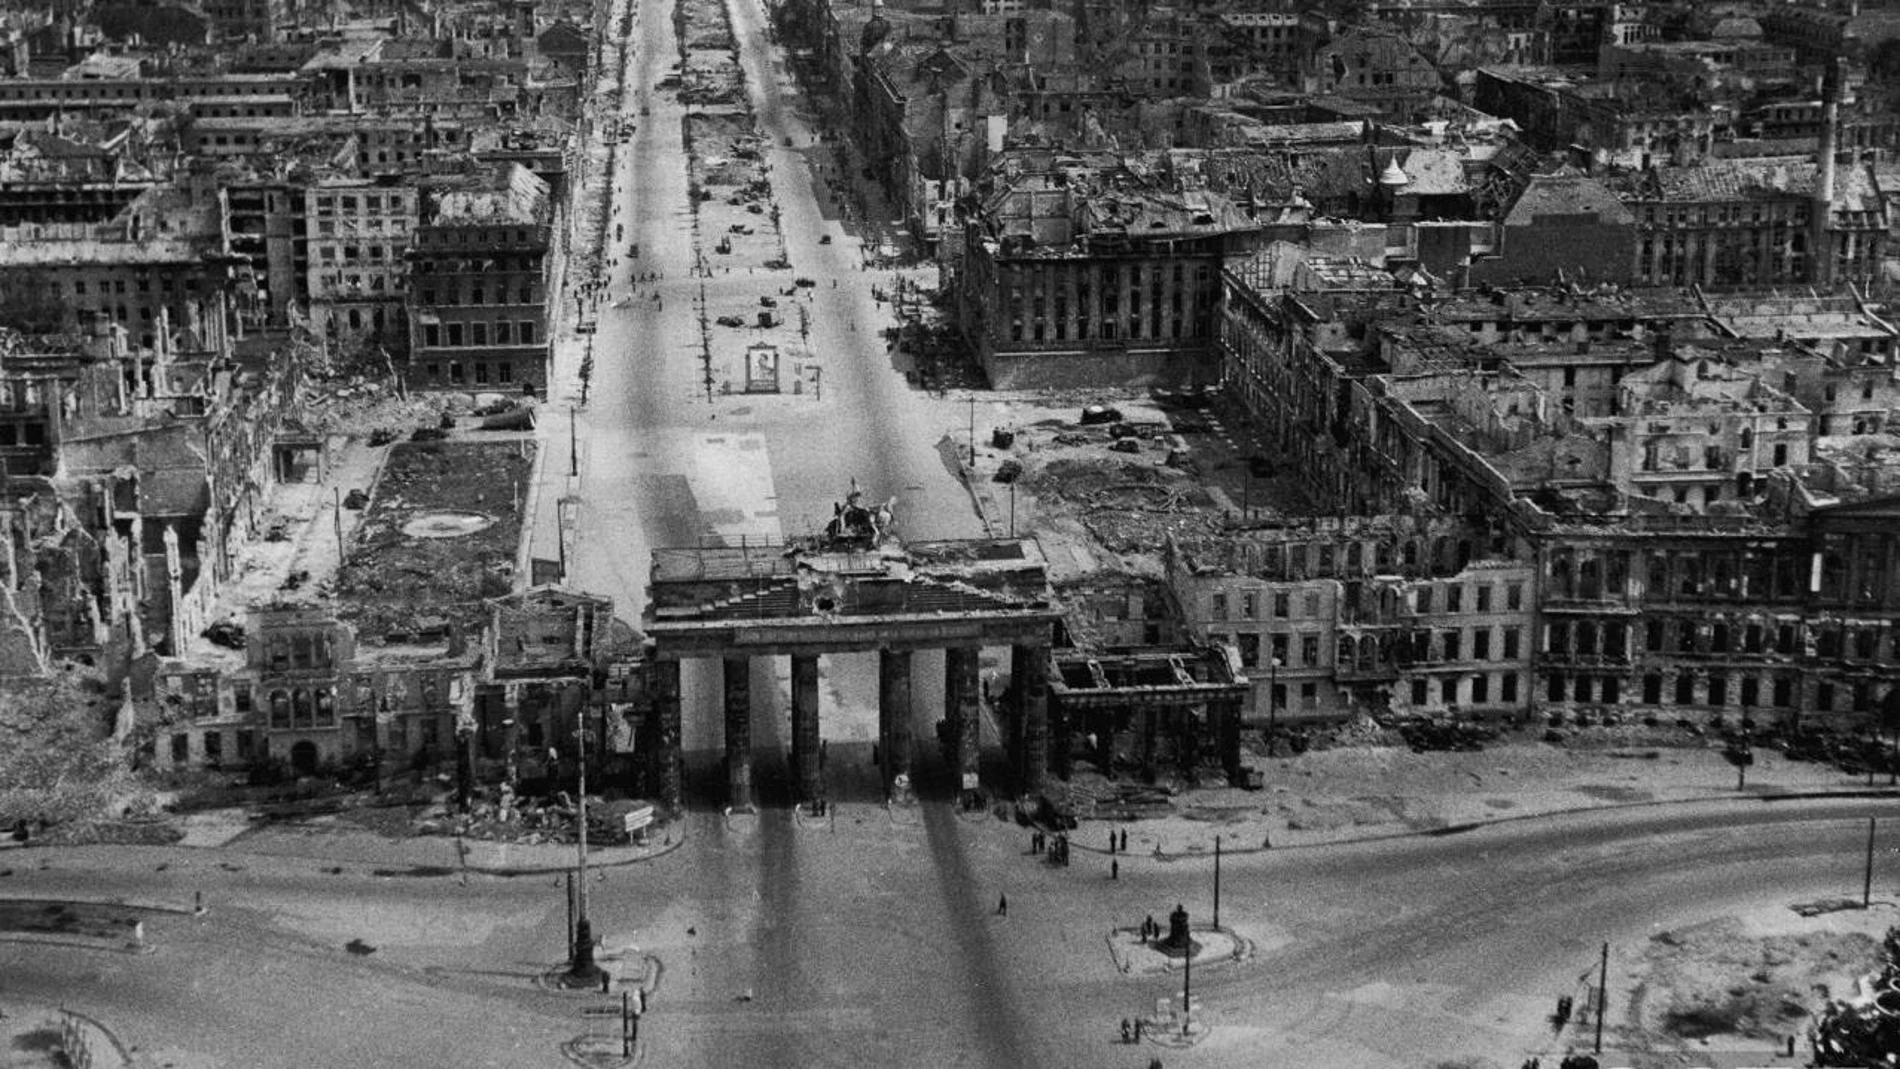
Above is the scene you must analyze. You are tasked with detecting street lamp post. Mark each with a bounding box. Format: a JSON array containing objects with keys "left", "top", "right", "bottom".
[
  {"left": 1267, "top": 658, "right": 1281, "bottom": 748},
  {"left": 1182, "top": 924, "right": 1192, "bottom": 1037},
  {"left": 1213, "top": 834, "right": 1222, "bottom": 930},
  {"left": 564, "top": 712, "right": 602, "bottom": 986}
]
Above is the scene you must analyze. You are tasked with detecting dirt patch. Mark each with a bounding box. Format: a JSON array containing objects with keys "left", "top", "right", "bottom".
[
  {"left": 1623, "top": 913, "right": 1891, "bottom": 1057},
  {"left": 333, "top": 441, "right": 532, "bottom": 644}
]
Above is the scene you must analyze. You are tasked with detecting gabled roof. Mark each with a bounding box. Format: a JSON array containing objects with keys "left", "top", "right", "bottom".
[{"left": 1504, "top": 175, "right": 1634, "bottom": 225}]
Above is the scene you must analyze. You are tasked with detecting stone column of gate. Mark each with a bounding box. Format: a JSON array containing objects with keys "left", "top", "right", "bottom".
[
  {"left": 878, "top": 648, "right": 913, "bottom": 795},
  {"left": 1218, "top": 697, "right": 1243, "bottom": 783},
  {"left": 1011, "top": 644, "right": 1050, "bottom": 793},
  {"left": 944, "top": 647, "right": 981, "bottom": 792},
  {"left": 1141, "top": 707, "right": 1159, "bottom": 782},
  {"left": 791, "top": 654, "right": 822, "bottom": 801},
  {"left": 723, "top": 657, "right": 752, "bottom": 806},
  {"left": 651, "top": 659, "right": 683, "bottom": 810}
]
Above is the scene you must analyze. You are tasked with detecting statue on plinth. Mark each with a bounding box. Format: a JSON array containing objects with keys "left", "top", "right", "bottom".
[{"left": 1156, "top": 902, "right": 1200, "bottom": 959}]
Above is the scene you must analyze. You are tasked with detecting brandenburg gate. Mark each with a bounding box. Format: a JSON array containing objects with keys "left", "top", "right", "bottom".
[{"left": 641, "top": 500, "right": 1062, "bottom": 808}]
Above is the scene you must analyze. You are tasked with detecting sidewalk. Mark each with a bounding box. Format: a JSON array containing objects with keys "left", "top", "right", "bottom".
[
  {"left": 1051, "top": 738, "right": 1900, "bottom": 863},
  {"left": 134, "top": 738, "right": 1899, "bottom": 876},
  {"left": 172, "top": 808, "right": 685, "bottom": 876}
]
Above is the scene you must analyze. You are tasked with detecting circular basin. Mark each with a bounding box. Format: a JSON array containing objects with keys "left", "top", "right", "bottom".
[{"left": 402, "top": 511, "right": 495, "bottom": 539}]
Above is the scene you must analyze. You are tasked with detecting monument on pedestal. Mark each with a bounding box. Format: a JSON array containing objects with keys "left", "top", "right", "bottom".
[{"left": 1156, "top": 902, "right": 1200, "bottom": 959}]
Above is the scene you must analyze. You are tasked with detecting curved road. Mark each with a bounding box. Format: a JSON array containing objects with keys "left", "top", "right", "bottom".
[
  {"left": 1, "top": 800, "right": 1895, "bottom": 1067},
  {"left": 9, "top": 5, "right": 1892, "bottom": 1069}
]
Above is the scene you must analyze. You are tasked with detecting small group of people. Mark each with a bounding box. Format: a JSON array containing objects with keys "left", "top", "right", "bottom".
[
  {"left": 1120, "top": 1018, "right": 1146, "bottom": 1044},
  {"left": 1107, "top": 828, "right": 1129, "bottom": 853},
  {"left": 1137, "top": 914, "right": 1163, "bottom": 944},
  {"left": 1031, "top": 830, "right": 1070, "bottom": 865}
]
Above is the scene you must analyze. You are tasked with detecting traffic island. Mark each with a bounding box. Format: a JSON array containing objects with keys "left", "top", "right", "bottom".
[
  {"left": 560, "top": 1034, "right": 638, "bottom": 1069},
  {"left": 1108, "top": 919, "right": 1251, "bottom": 978}
]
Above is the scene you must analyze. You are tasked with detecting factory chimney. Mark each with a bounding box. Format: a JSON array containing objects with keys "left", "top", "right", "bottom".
[{"left": 1811, "top": 58, "right": 1844, "bottom": 287}]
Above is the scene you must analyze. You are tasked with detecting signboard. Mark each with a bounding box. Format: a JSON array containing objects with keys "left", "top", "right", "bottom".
[
  {"left": 745, "top": 344, "right": 781, "bottom": 394},
  {"left": 961, "top": 773, "right": 979, "bottom": 791},
  {"left": 622, "top": 804, "right": 655, "bottom": 834},
  {"left": 607, "top": 703, "right": 638, "bottom": 754}
]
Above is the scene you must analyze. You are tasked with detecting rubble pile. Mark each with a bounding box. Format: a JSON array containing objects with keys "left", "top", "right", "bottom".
[
  {"left": 1024, "top": 457, "right": 1222, "bottom": 554},
  {"left": 418, "top": 794, "right": 642, "bottom": 847},
  {"left": 1053, "top": 775, "right": 1178, "bottom": 822},
  {"left": 302, "top": 376, "right": 474, "bottom": 437},
  {"left": 1394, "top": 718, "right": 1499, "bottom": 753},
  {"left": 0, "top": 673, "right": 156, "bottom": 836}
]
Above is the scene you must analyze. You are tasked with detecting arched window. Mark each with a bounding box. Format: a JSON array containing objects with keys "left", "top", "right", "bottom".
[
  {"left": 269, "top": 690, "right": 290, "bottom": 729},
  {"left": 292, "top": 689, "right": 314, "bottom": 727}
]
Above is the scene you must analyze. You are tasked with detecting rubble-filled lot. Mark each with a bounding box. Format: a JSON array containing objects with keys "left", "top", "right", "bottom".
[
  {"left": 1612, "top": 908, "right": 1899, "bottom": 1067},
  {"left": 0, "top": 673, "right": 158, "bottom": 838},
  {"left": 300, "top": 375, "right": 474, "bottom": 437},
  {"left": 332, "top": 440, "right": 533, "bottom": 644},
  {"left": 965, "top": 390, "right": 1288, "bottom": 578}
]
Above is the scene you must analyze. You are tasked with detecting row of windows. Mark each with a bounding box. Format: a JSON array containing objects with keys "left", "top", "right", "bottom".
[
  {"left": 422, "top": 360, "right": 518, "bottom": 386},
  {"left": 1209, "top": 581, "right": 1526, "bottom": 621},
  {"left": 265, "top": 687, "right": 338, "bottom": 729},
  {"left": 168, "top": 728, "right": 257, "bottom": 766},
  {"left": 415, "top": 228, "right": 543, "bottom": 246},
  {"left": 1552, "top": 671, "right": 1886, "bottom": 714},
  {"left": 1631, "top": 617, "right": 1894, "bottom": 660},
  {"left": 417, "top": 285, "right": 539, "bottom": 305},
  {"left": 413, "top": 257, "right": 542, "bottom": 274},
  {"left": 313, "top": 194, "right": 413, "bottom": 215},
  {"left": 318, "top": 243, "right": 404, "bottom": 264},
  {"left": 421, "top": 321, "right": 537, "bottom": 347},
  {"left": 1216, "top": 627, "right": 1529, "bottom": 669},
  {"left": 313, "top": 218, "right": 405, "bottom": 236},
  {"left": 0, "top": 81, "right": 289, "bottom": 102},
  {"left": 1408, "top": 672, "right": 1521, "bottom": 707},
  {"left": 1009, "top": 312, "right": 1206, "bottom": 343},
  {"left": 70, "top": 276, "right": 200, "bottom": 295}
]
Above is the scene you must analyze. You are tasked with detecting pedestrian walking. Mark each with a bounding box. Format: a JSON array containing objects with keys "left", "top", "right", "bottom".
[
  {"left": 1120, "top": 1019, "right": 1131, "bottom": 1043},
  {"left": 1111, "top": 859, "right": 1119, "bottom": 880},
  {"left": 1109, "top": 831, "right": 1117, "bottom": 853},
  {"left": 1120, "top": 829, "right": 1128, "bottom": 852},
  {"left": 996, "top": 894, "right": 1008, "bottom": 916},
  {"left": 1263, "top": 833, "right": 1272, "bottom": 849},
  {"left": 1134, "top": 1020, "right": 1144, "bottom": 1041}
]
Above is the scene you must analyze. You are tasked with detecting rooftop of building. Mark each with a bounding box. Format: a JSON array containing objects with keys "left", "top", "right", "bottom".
[
  {"left": 1421, "top": 285, "right": 1709, "bottom": 322},
  {"left": 1611, "top": 156, "right": 1883, "bottom": 209},
  {"left": 1703, "top": 294, "right": 1900, "bottom": 341},
  {"left": 1619, "top": 355, "right": 1801, "bottom": 414}
]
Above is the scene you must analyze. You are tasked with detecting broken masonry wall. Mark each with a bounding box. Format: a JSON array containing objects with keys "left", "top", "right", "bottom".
[
  {"left": 983, "top": 345, "right": 1220, "bottom": 391},
  {"left": 0, "top": 581, "right": 49, "bottom": 678}
]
